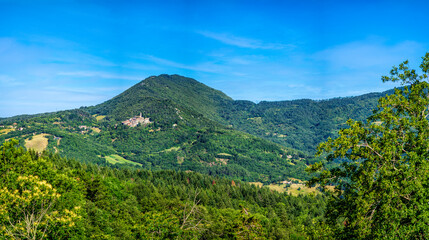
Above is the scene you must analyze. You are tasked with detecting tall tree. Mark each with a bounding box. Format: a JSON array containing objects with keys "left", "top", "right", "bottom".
[{"left": 307, "top": 53, "right": 429, "bottom": 239}]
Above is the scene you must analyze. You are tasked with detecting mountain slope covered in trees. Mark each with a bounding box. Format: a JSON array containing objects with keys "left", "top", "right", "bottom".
[
  {"left": 87, "top": 74, "right": 389, "bottom": 154},
  {"left": 221, "top": 91, "right": 391, "bottom": 153},
  {"left": 0, "top": 74, "right": 388, "bottom": 182}
]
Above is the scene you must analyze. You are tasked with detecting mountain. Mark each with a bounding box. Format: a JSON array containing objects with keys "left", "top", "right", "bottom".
[
  {"left": 89, "top": 74, "right": 232, "bottom": 124},
  {"left": 90, "top": 74, "right": 389, "bottom": 154},
  {"left": 220, "top": 91, "right": 392, "bottom": 153},
  {"left": 0, "top": 75, "right": 310, "bottom": 183},
  {"left": 0, "top": 74, "right": 389, "bottom": 182}
]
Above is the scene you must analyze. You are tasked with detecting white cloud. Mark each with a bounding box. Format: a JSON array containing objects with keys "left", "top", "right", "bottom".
[
  {"left": 57, "top": 71, "right": 140, "bottom": 80},
  {"left": 0, "top": 75, "right": 22, "bottom": 85},
  {"left": 137, "top": 55, "right": 225, "bottom": 74},
  {"left": 312, "top": 39, "right": 424, "bottom": 71},
  {"left": 197, "top": 31, "right": 294, "bottom": 50}
]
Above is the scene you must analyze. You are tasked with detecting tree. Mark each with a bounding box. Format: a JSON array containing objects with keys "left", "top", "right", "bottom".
[
  {"left": 307, "top": 52, "right": 429, "bottom": 239},
  {"left": 0, "top": 175, "right": 81, "bottom": 239},
  {"left": 0, "top": 139, "right": 83, "bottom": 239}
]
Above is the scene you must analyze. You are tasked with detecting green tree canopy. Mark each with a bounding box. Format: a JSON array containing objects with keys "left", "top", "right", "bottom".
[{"left": 307, "top": 52, "right": 429, "bottom": 239}]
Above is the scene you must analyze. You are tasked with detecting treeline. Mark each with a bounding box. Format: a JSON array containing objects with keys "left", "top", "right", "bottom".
[{"left": 0, "top": 140, "right": 327, "bottom": 239}]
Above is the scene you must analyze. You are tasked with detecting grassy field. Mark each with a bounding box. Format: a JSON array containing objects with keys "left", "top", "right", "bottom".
[
  {"left": 25, "top": 134, "right": 49, "bottom": 153},
  {"left": 249, "top": 182, "right": 264, "bottom": 187},
  {"left": 162, "top": 146, "right": 180, "bottom": 152},
  {"left": 177, "top": 156, "right": 185, "bottom": 164},
  {"left": 105, "top": 154, "right": 142, "bottom": 167},
  {"left": 250, "top": 181, "right": 329, "bottom": 196},
  {"left": 91, "top": 127, "right": 101, "bottom": 133},
  {"left": 279, "top": 183, "right": 318, "bottom": 195},
  {"left": 217, "top": 153, "right": 233, "bottom": 157},
  {"left": 0, "top": 128, "right": 15, "bottom": 135},
  {"left": 94, "top": 115, "right": 106, "bottom": 121}
]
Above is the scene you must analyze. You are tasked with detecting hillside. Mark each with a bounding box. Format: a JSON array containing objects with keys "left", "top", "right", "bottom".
[
  {"left": 221, "top": 91, "right": 392, "bottom": 153},
  {"left": 0, "top": 75, "right": 311, "bottom": 183},
  {"left": 89, "top": 74, "right": 388, "bottom": 154},
  {"left": 90, "top": 74, "right": 233, "bottom": 124},
  {"left": 0, "top": 74, "right": 389, "bottom": 182}
]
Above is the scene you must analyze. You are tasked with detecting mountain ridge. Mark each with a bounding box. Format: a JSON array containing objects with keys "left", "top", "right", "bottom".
[
  {"left": 88, "top": 74, "right": 390, "bottom": 154},
  {"left": 0, "top": 74, "right": 392, "bottom": 182}
]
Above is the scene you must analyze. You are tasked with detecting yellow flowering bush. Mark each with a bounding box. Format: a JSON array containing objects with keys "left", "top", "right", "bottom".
[{"left": 0, "top": 175, "right": 81, "bottom": 239}]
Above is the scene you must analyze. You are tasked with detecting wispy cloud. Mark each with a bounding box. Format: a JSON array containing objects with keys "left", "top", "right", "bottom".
[
  {"left": 308, "top": 39, "right": 425, "bottom": 95},
  {"left": 137, "top": 55, "right": 225, "bottom": 73},
  {"left": 0, "top": 37, "right": 117, "bottom": 69},
  {"left": 44, "top": 85, "right": 127, "bottom": 96},
  {"left": 57, "top": 71, "right": 140, "bottom": 80},
  {"left": 197, "top": 31, "right": 294, "bottom": 50},
  {"left": 312, "top": 39, "right": 424, "bottom": 71},
  {"left": 0, "top": 75, "right": 23, "bottom": 86}
]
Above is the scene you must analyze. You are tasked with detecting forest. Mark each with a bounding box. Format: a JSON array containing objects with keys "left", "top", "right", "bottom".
[
  {"left": 2, "top": 53, "right": 429, "bottom": 239},
  {"left": 0, "top": 140, "right": 327, "bottom": 239}
]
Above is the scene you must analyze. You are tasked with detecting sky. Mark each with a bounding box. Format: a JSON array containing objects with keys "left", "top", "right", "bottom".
[{"left": 1, "top": 0, "right": 428, "bottom": 117}]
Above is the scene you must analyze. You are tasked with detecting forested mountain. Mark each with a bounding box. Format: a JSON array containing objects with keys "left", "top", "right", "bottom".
[
  {"left": 0, "top": 74, "right": 388, "bottom": 183},
  {"left": 87, "top": 74, "right": 388, "bottom": 154},
  {"left": 89, "top": 74, "right": 233, "bottom": 124},
  {"left": 221, "top": 91, "right": 391, "bottom": 154},
  {"left": 89, "top": 74, "right": 390, "bottom": 154}
]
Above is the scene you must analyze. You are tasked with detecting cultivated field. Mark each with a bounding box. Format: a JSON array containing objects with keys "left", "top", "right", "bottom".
[
  {"left": 25, "top": 134, "right": 49, "bottom": 152},
  {"left": 0, "top": 128, "right": 15, "bottom": 135},
  {"left": 94, "top": 115, "right": 106, "bottom": 121},
  {"left": 105, "top": 154, "right": 142, "bottom": 167},
  {"left": 250, "top": 181, "right": 334, "bottom": 196}
]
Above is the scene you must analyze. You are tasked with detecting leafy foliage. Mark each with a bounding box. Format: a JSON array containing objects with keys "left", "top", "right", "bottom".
[
  {"left": 0, "top": 139, "right": 85, "bottom": 239},
  {"left": 307, "top": 53, "right": 429, "bottom": 239}
]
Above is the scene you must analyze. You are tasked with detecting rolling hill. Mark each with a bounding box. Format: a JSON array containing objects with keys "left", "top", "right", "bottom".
[{"left": 0, "top": 74, "right": 389, "bottom": 182}]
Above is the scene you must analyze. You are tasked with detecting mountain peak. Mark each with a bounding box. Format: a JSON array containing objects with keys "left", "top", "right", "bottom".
[
  {"left": 140, "top": 74, "right": 215, "bottom": 89},
  {"left": 92, "top": 74, "right": 233, "bottom": 123}
]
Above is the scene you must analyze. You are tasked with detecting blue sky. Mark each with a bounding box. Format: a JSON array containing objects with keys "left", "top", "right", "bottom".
[{"left": 1, "top": 0, "right": 428, "bottom": 117}]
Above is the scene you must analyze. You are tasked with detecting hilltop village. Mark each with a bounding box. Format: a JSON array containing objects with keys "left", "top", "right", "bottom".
[{"left": 122, "top": 113, "right": 152, "bottom": 127}]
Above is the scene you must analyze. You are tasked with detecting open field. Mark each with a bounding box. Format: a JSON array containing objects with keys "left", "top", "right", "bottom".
[
  {"left": 25, "top": 134, "right": 49, "bottom": 152},
  {"left": 278, "top": 183, "right": 318, "bottom": 195},
  {"left": 0, "top": 128, "right": 15, "bottom": 135},
  {"left": 91, "top": 127, "right": 101, "bottom": 133},
  {"left": 94, "top": 115, "right": 106, "bottom": 121},
  {"left": 250, "top": 181, "right": 334, "bottom": 196},
  {"left": 249, "top": 182, "right": 264, "bottom": 187},
  {"left": 105, "top": 154, "right": 142, "bottom": 167},
  {"left": 162, "top": 146, "right": 180, "bottom": 152}
]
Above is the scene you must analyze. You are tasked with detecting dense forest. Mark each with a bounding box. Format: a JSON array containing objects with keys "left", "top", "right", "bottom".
[{"left": 0, "top": 140, "right": 328, "bottom": 239}]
